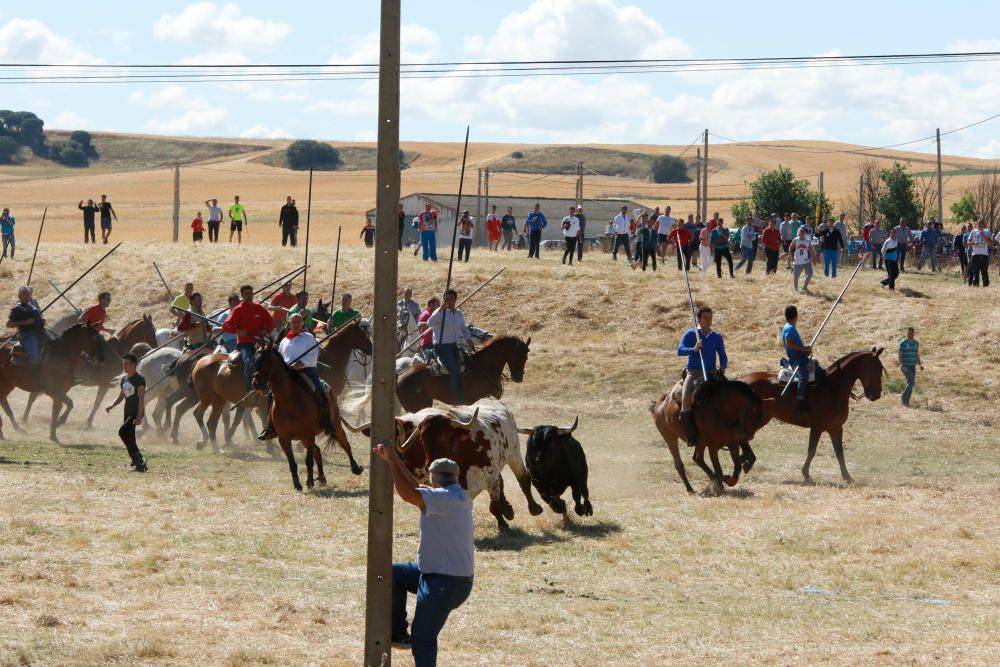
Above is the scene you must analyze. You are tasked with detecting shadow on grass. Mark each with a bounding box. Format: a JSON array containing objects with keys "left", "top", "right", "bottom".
[
  {"left": 311, "top": 486, "right": 368, "bottom": 499},
  {"left": 475, "top": 527, "right": 567, "bottom": 552},
  {"left": 780, "top": 478, "right": 863, "bottom": 489},
  {"left": 560, "top": 519, "right": 622, "bottom": 538},
  {"left": 60, "top": 443, "right": 101, "bottom": 451},
  {"left": 0, "top": 457, "right": 50, "bottom": 465},
  {"left": 898, "top": 287, "right": 931, "bottom": 299}
]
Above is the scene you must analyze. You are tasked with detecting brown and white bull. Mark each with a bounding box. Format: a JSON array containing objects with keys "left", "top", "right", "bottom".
[{"left": 344, "top": 398, "right": 543, "bottom": 530}]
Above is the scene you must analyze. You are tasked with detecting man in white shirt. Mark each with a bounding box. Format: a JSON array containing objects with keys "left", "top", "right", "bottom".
[
  {"left": 734, "top": 216, "right": 757, "bottom": 274},
  {"left": 967, "top": 219, "right": 992, "bottom": 287},
  {"left": 611, "top": 205, "right": 633, "bottom": 261},
  {"left": 257, "top": 313, "right": 329, "bottom": 440},
  {"left": 426, "top": 289, "right": 473, "bottom": 403},
  {"left": 204, "top": 198, "right": 223, "bottom": 243},
  {"left": 791, "top": 227, "right": 814, "bottom": 291},
  {"left": 561, "top": 206, "right": 580, "bottom": 265},
  {"left": 457, "top": 210, "right": 475, "bottom": 263},
  {"left": 656, "top": 205, "right": 677, "bottom": 261}
]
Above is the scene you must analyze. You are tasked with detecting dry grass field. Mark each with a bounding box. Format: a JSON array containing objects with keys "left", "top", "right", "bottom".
[{"left": 1, "top": 238, "right": 999, "bottom": 665}]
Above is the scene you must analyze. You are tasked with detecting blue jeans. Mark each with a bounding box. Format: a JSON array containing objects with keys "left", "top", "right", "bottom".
[
  {"left": 421, "top": 230, "right": 437, "bottom": 261},
  {"left": 434, "top": 343, "right": 462, "bottom": 404},
  {"left": 222, "top": 337, "right": 237, "bottom": 353},
  {"left": 901, "top": 365, "right": 916, "bottom": 405},
  {"left": 237, "top": 342, "right": 256, "bottom": 391},
  {"left": 823, "top": 249, "right": 838, "bottom": 277},
  {"left": 1, "top": 233, "right": 13, "bottom": 257},
  {"left": 392, "top": 562, "right": 473, "bottom": 667},
  {"left": 793, "top": 361, "right": 808, "bottom": 401},
  {"left": 19, "top": 331, "right": 40, "bottom": 366},
  {"left": 301, "top": 366, "right": 323, "bottom": 394}
]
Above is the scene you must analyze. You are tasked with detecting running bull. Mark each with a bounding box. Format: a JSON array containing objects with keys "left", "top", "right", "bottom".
[{"left": 518, "top": 416, "right": 593, "bottom": 521}]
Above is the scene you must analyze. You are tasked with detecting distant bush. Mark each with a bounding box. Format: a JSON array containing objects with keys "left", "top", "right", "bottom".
[
  {"left": 50, "top": 140, "right": 89, "bottom": 167},
  {"left": 510, "top": 151, "right": 524, "bottom": 159},
  {"left": 0, "top": 136, "right": 18, "bottom": 164},
  {"left": 650, "top": 155, "right": 690, "bottom": 183},
  {"left": 286, "top": 140, "right": 342, "bottom": 171}
]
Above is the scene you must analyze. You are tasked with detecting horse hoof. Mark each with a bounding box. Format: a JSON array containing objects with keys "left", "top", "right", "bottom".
[
  {"left": 529, "top": 503, "right": 544, "bottom": 516},
  {"left": 724, "top": 475, "right": 739, "bottom": 487},
  {"left": 802, "top": 477, "right": 815, "bottom": 486},
  {"left": 844, "top": 476, "right": 855, "bottom": 485},
  {"left": 351, "top": 463, "right": 364, "bottom": 476},
  {"left": 195, "top": 440, "right": 206, "bottom": 450},
  {"left": 317, "top": 478, "right": 327, "bottom": 487}
]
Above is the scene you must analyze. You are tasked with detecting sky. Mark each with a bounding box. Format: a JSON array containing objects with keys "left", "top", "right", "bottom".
[{"left": 3, "top": 0, "right": 1000, "bottom": 158}]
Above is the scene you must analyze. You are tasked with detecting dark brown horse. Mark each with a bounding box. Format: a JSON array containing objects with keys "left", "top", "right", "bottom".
[
  {"left": 0, "top": 323, "right": 105, "bottom": 443},
  {"left": 21, "top": 314, "right": 157, "bottom": 428},
  {"left": 396, "top": 335, "right": 531, "bottom": 412},
  {"left": 741, "top": 348, "right": 886, "bottom": 484},
  {"left": 252, "top": 344, "right": 362, "bottom": 491},
  {"left": 652, "top": 377, "right": 765, "bottom": 494}
]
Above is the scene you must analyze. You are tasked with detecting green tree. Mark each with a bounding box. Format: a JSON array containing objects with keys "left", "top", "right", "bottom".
[
  {"left": 0, "top": 136, "right": 18, "bottom": 163},
  {"left": 18, "top": 117, "right": 44, "bottom": 146},
  {"left": 950, "top": 191, "right": 977, "bottom": 224},
  {"left": 730, "top": 198, "right": 752, "bottom": 225},
  {"left": 748, "top": 166, "right": 827, "bottom": 220},
  {"left": 875, "top": 163, "right": 921, "bottom": 231},
  {"left": 650, "top": 154, "right": 690, "bottom": 183},
  {"left": 285, "top": 140, "right": 341, "bottom": 170},
  {"left": 69, "top": 130, "right": 97, "bottom": 156},
  {"left": 49, "top": 141, "right": 89, "bottom": 167}
]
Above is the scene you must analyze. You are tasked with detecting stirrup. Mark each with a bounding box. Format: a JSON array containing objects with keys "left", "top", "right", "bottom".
[{"left": 257, "top": 422, "right": 277, "bottom": 441}]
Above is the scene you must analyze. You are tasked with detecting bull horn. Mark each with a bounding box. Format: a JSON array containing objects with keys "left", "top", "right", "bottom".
[
  {"left": 516, "top": 427, "right": 533, "bottom": 435},
  {"left": 397, "top": 426, "right": 420, "bottom": 452},
  {"left": 556, "top": 415, "right": 579, "bottom": 435},
  {"left": 340, "top": 416, "right": 371, "bottom": 433},
  {"left": 453, "top": 407, "right": 479, "bottom": 431}
]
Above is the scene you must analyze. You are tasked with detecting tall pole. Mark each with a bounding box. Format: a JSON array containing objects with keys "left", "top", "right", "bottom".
[
  {"left": 475, "top": 167, "right": 483, "bottom": 245},
  {"left": 364, "top": 0, "right": 400, "bottom": 662},
  {"left": 702, "top": 130, "right": 709, "bottom": 223},
  {"left": 859, "top": 174, "right": 865, "bottom": 234},
  {"left": 26, "top": 207, "right": 47, "bottom": 287},
  {"left": 445, "top": 127, "right": 471, "bottom": 295},
  {"left": 818, "top": 171, "right": 824, "bottom": 224},
  {"left": 695, "top": 149, "right": 701, "bottom": 220},
  {"left": 484, "top": 167, "right": 490, "bottom": 226},
  {"left": 331, "top": 226, "right": 342, "bottom": 306},
  {"left": 303, "top": 168, "right": 314, "bottom": 292},
  {"left": 172, "top": 164, "right": 180, "bottom": 243},
  {"left": 936, "top": 128, "right": 943, "bottom": 223}
]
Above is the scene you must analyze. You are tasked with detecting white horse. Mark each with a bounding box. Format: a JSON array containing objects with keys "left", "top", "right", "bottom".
[
  {"left": 155, "top": 328, "right": 186, "bottom": 350},
  {"left": 137, "top": 347, "right": 182, "bottom": 431}
]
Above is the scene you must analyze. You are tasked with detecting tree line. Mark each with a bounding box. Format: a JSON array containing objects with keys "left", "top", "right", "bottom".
[{"left": 0, "top": 110, "right": 99, "bottom": 167}]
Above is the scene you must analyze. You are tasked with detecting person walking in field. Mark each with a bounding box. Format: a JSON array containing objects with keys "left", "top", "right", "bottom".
[
  {"left": 575, "top": 205, "right": 587, "bottom": 261},
  {"left": 229, "top": 195, "right": 247, "bottom": 244},
  {"left": 668, "top": 222, "right": 692, "bottom": 272},
  {"left": 500, "top": 206, "right": 517, "bottom": 251},
  {"left": 78, "top": 198, "right": 98, "bottom": 244},
  {"left": 790, "top": 227, "right": 814, "bottom": 291},
  {"left": 880, "top": 228, "right": 901, "bottom": 291},
  {"left": 80, "top": 291, "right": 115, "bottom": 336},
  {"left": 360, "top": 218, "right": 376, "bottom": 248},
  {"left": 893, "top": 218, "right": 912, "bottom": 272},
  {"left": 104, "top": 353, "right": 148, "bottom": 473},
  {"left": 0, "top": 208, "right": 14, "bottom": 258},
  {"left": 966, "top": 219, "right": 992, "bottom": 287},
  {"left": 457, "top": 211, "right": 474, "bottom": 262},
  {"left": 417, "top": 203, "right": 438, "bottom": 262},
  {"left": 656, "top": 206, "right": 676, "bottom": 261},
  {"left": 485, "top": 205, "right": 502, "bottom": 252},
  {"left": 561, "top": 206, "right": 580, "bottom": 266},
  {"left": 897, "top": 326, "right": 923, "bottom": 407},
  {"left": 869, "top": 221, "right": 887, "bottom": 270},
  {"left": 191, "top": 211, "right": 205, "bottom": 243},
  {"left": 279, "top": 196, "right": 299, "bottom": 247},
  {"left": 915, "top": 219, "right": 938, "bottom": 272},
  {"left": 524, "top": 203, "right": 547, "bottom": 260},
  {"left": 711, "top": 219, "right": 734, "bottom": 279},
  {"left": 734, "top": 215, "right": 757, "bottom": 274},
  {"left": 835, "top": 213, "right": 849, "bottom": 266},
  {"left": 634, "top": 212, "right": 658, "bottom": 271},
  {"left": 779, "top": 214, "right": 794, "bottom": 258},
  {"left": 954, "top": 223, "right": 969, "bottom": 278},
  {"left": 98, "top": 194, "right": 117, "bottom": 244},
  {"left": 762, "top": 217, "right": 782, "bottom": 275},
  {"left": 610, "top": 205, "right": 633, "bottom": 262},
  {"left": 204, "top": 198, "right": 223, "bottom": 243},
  {"left": 817, "top": 217, "right": 845, "bottom": 278}
]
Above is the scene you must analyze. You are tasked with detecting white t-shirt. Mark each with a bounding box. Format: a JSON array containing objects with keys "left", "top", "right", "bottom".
[
  {"left": 561, "top": 215, "right": 580, "bottom": 237},
  {"left": 612, "top": 213, "right": 632, "bottom": 234},
  {"left": 206, "top": 205, "right": 223, "bottom": 222},
  {"left": 792, "top": 238, "right": 812, "bottom": 265},
  {"left": 656, "top": 215, "right": 676, "bottom": 236},
  {"left": 458, "top": 217, "right": 475, "bottom": 240},
  {"left": 968, "top": 229, "right": 992, "bottom": 256},
  {"left": 740, "top": 224, "right": 756, "bottom": 247}
]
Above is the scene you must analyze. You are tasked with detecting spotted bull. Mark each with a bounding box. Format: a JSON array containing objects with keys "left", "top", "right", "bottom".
[
  {"left": 343, "top": 398, "right": 543, "bottom": 530},
  {"left": 518, "top": 416, "right": 593, "bottom": 521}
]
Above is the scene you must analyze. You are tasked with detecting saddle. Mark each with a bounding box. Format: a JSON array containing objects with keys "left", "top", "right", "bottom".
[
  {"left": 9, "top": 330, "right": 53, "bottom": 366},
  {"left": 427, "top": 350, "right": 468, "bottom": 376},
  {"left": 669, "top": 368, "right": 722, "bottom": 406},
  {"left": 775, "top": 358, "right": 825, "bottom": 386}
]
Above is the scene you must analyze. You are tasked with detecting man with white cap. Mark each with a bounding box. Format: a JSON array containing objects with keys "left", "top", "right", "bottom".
[{"left": 374, "top": 442, "right": 474, "bottom": 667}]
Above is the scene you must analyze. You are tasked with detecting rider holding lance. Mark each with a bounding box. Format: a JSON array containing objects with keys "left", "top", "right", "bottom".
[
  {"left": 80, "top": 291, "right": 115, "bottom": 336},
  {"left": 221, "top": 284, "right": 274, "bottom": 392},
  {"left": 6, "top": 286, "right": 45, "bottom": 390},
  {"left": 426, "top": 288, "right": 474, "bottom": 405},
  {"left": 782, "top": 305, "right": 812, "bottom": 415},
  {"left": 676, "top": 305, "right": 728, "bottom": 446}
]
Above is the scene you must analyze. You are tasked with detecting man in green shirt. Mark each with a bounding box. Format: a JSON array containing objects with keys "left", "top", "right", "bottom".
[
  {"left": 170, "top": 282, "right": 194, "bottom": 327},
  {"left": 287, "top": 290, "right": 315, "bottom": 332},
  {"left": 229, "top": 195, "right": 247, "bottom": 244},
  {"left": 897, "top": 327, "right": 923, "bottom": 407},
  {"left": 330, "top": 293, "right": 360, "bottom": 330}
]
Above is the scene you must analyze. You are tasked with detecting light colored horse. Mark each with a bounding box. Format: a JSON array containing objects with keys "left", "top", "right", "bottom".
[
  {"left": 137, "top": 346, "right": 182, "bottom": 431},
  {"left": 155, "top": 328, "right": 186, "bottom": 349}
]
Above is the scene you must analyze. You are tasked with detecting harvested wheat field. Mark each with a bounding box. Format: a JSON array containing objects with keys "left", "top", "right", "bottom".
[{"left": 1, "top": 239, "right": 999, "bottom": 666}]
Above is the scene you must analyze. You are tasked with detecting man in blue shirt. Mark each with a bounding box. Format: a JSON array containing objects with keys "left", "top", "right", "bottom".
[
  {"left": 1, "top": 208, "right": 14, "bottom": 258},
  {"left": 374, "top": 444, "right": 474, "bottom": 667},
  {"left": 523, "top": 203, "right": 547, "bottom": 259},
  {"left": 782, "top": 305, "right": 813, "bottom": 415},
  {"left": 915, "top": 220, "right": 938, "bottom": 272},
  {"left": 676, "top": 305, "right": 728, "bottom": 446}
]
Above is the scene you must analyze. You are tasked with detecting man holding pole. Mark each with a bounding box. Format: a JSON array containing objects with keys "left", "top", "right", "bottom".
[
  {"left": 676, "top": 305, "right": 727, "bottom": 447},
  {"left": 221, "top": 285, "right": 274, "bottom": 391},
  {"left": 6, "top": 286, "right": 45, "bottom": 388},
  {"left": 171, "top": 282, "right": 195, "bottom": 326},
  {"left": 80, "top": 292, "right": 115, "bottom": 335},
  {"left": 782, "top": 305, "right": 812, "bottom": 415},
  {"left": 426, "top": 288, "right": 473, "bottom": 405}
]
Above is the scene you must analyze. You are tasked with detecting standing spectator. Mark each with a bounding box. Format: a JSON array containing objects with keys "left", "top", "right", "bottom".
[
  {"left": 790, "top": 227, "right": 814, "bottom": 291},
  {"left": 835, "top": 213, "right": 849, "bottom": 266},
  {"left": 915, "top": 219, "right": 938, "bottom": 272},
  {"left": 416, "top": 296, "right": 439, "bottom": 363},
  {"left": 860, "top": 218, "right": 874, "bottom": 267},
  {"left": 761, "top": 217, "right": 782, "bottom": 274},
  {"left": 221, "top": 284, "right": 274, "bottom": 391},
  {"left": 214, "top": 294, "right": 241, "bottom": 353},
  {"left": 279, "top": 196, "right": 299, "bottom": 247},
  {"left": 610, "top": 205, "right": 633, "bottom": 262},
  {"left": 456, "top": 211, "right": 475, "bottom": 262},
  {"left": 817, "top": 217, "right": 845, "bottom": 278},
  {"left": 734, "top": 216, "right": 757, "bottom": 274},
  {"left": 228, "top": 195, "right": 247, "bottom": 244},
  {"left": 779, "top": 214, "right": 794, "bottom": 258},
  {"left": 869, "top": 221, "right": 887, "bottom": 270},
  {"left": 954, "top": 223, "right": 969, "bottom": 278},
  {"left": 360, "top": 218, "right": 376, "bottom": 248},
  {"left": 656, "top": 206, "right": 676, "bottom": 261},
  {"left": 880, "top": 228, "right": 900, "bottom": 291},
  {"left": 191, "top": 211, "right": 205, "bottom": 243},
  {"left": 711, "top": 219, "right": 733, "bottom": 279},
  {"left": 668, "top": 221, "right": 692, "bottom": 272},
  {"left": 417, "top": 203, "right": 439, "bottom": 262},
  {"left": 79, "top": 198, "right": 98, "bottom": 244},
  {"left": 575, "top": 205, "right": 587, "bottom": 262},
  {"left": 966, "top": 219, "right": 992, "bottom": 287},
  {"left": 750, "top": 212, "right": 764, "bottom": 260},
  {"left": 398, "top": 286, "right": 421, "bottom": 325},
  {"left": 963, "top": 224, "right": 975, "bottom": 285},
  {"left": 204, "top": 198, "right": 223, "bottom": 243},
  {"left": 81, "top": 291, "right": 115, "bottom": 335},
  {"left": 98, "top": 194, "right": 117, "bottom": 244},
  {"left": 893, "top": 218, "right": 912, "bottom": 272},
  {"left": 485, "top": 205, "right": 502, "bottom": 252},
  {"left": 0, "top": 208, "right": 14, "bottom": 258},
  {"left": 897, "top": 326, "right": 923, "bottom": 407},
  {"left": 561, "top": 206, "right": 580, "bottom": 266},
  {"left": 524, "top": 203, "right": 547, "bottom": 259},
  {"left": 268, "top": 281, "right": 297, "bottom": 335},
  {"left": 696, "top": 218, "right": 711, "bottom": 273},
  {"left": 104, "top": 353, "right": 147, "bottom": 473},
  {"left": 398, "top": 203, "right": 406, "bottom": 252},
  {"left": 500, "top": 207, "right": 516, "bottom": 251},
  {"left": 634, "top": 213, "right": 658, "bottom": 271}
]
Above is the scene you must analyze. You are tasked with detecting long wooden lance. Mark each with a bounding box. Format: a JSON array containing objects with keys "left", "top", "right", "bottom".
[
  {"left": 26, "top": 207, "right": 47, "bottom": 287},
  {"left": 781, "top": 258, "right": 865, "bottom": 396},
  {"left": 258, "top": 265, "right": 309, "bottom": 306},
  {"left": 438, "top": 126, "right": 471, "bottom": 341},
  {"left": 47, "top": 280, "right": 82, "bottom": 314},
  {"left": 153, "top": 262, "right": 174, "bottom": 301},
  {"left": 677, "top": 233, "right": 708, "bottom": 382},
  {"left": 253, "top": 263, "right": 308, "bottom": 298},
  {"left": 40, "top": 242, "right": 121, "bottom": 314},
  {"left": 303, "top": 168, "right": 313, "bottom": 293},
  {"left": 330, "top": 226, "right": 342, "bottom": 306}
]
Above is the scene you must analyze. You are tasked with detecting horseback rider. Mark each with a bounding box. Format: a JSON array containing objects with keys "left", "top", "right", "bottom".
[
  {"left": 330, "top": 293, "right": 360, "bottom": 330},
  {"left": 80, "top": 292, "right": 115, "bottom": 336},
  {"left": 417, "top": 296, "right": 440, "bottom": 363},
  {"left": 676, "top": 305, "right": 728, "bottom": 446},
  {"left": 426, "top": 288, "right": 474, "bottom": 404},
  {"left": 782, "top": 304, "right": 812, "bottom": 415},
  {"left": 176, "top": 292, "right": 211, "bottom": 349},
  {"left": 397, "top": 286, "right": 421, "bottom": 348},
  {"left": 287, "top": 290, "right": 315, "bottom": 333},
  {"left": 221, "top": 284, "right": 274, "bottom": 392},
  {"left": 6, "top": 286, "right": 45, "bottom": 391},
  {"left": 258, "top": 313, "right": 331, "bottom": 440}
]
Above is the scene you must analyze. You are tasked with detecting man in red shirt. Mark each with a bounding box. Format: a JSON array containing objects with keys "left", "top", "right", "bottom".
[
  {"left": 668, "top": 224, "right": 692, "bottom": 271},
  {"left": 485, "top": 205, "right": 502, "bottom": 252},
  {"left": 761, "top": 217, "right": 783, "bottom": 275},
  {"left": 222, "top": 284, "right": 275, "bottom": 391},
  {"left": 416, "top": 295, "right": 440, "bottom": 362},
  {"left": 81, "top": 292, "right": 115, "bottom": 336},
  {"left": 268, "top": 282, "right": 297, "bottom": 335}
]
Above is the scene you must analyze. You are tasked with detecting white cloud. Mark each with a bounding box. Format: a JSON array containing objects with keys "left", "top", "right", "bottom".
[
  {"left": 0, "top": 18, "right": 102, "bottom": 64},
  {"left": 154, "top": 3, "right": 290, "bottom": 50},
  {"left": 240, "top": 125, "right": 292, "bottom": 139},
  {"left": 129, "top": 85, "right": 200, "bottom": 109},
  {"left": 51, "top": 111, "right": 91, "bottom": 129},
  {"left": 147, "top": 108, "right": 228, "bottom": 135}
]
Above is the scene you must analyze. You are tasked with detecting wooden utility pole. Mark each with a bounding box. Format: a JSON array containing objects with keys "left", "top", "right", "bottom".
[
  {"left": 475, "top": 168, "right": 483, "bottom": 245},
  {"left": 303, "top": 168, "right": 313, "bottom": 292},
  {"left": 576, "top": 161, "right": 583, "bottom": 207},
  {"left": 936, "top": 127, "right": 943, "bottom": 222},
  {"left": 364, "top": 0, "right": 400, "bottom": 663},
  {"left": 859, "top": 174, "right": 865, "bottom": 233},
  {"left": 172, "top": 164, "right": 180, "bottom": 242},
  {"left": 702, "top": 130, "right": 708, "bottom": 222},
  {"left": 695, "top": 148, "right": 701, "bottom": 220}
]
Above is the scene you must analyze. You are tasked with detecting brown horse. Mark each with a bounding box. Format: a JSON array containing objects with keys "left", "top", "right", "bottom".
[
  {"left": 188, "top": 351, "right": 267, "bottom": 453},
  {"left": 652, "top": 377, "right": 765, "bottom": 494},
  {"left": 252, "top": 345, "right": 362, "bottom": 491},
  {"left": 21, "top": 314, "right": 158, "bottom": 428},
  {"left": 395, "top": 335, "right": 531, "bottom": 412},
  {"left": 0, "top": 323, "right": 105, "bottom": 443},
  {"left": 741, "top": 348, "right": 886, "bottom": 484},
  {"left": 316, "top": 318, "right": 372, "bottom": 396}
]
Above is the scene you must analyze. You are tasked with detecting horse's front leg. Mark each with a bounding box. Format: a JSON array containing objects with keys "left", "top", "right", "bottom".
[
  {"left": 86, "top": 385, "right": 109, "bottom": 429},
  {"left": 724, "top": 443, "right": 742, "bottom": 487},
  {"left": 49, "top": 395, "right": 64, "bottom": 443},
  {"left": 0, "top": 395, "right": 23, "bottom": 432},
  {"left": 829, "top": 427, "right": 854, "bottom": 484},
  {"left": 740, "top": 441, "right": 757, "bottom": 474},
  {"left": 304, "top": 441, "right": 315, "bottom": 489},
  {"left": 708, "top": 446, "right": 726, "bottom": 496}
]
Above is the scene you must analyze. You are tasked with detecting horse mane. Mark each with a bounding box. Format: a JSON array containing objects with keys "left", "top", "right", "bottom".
[
  {"left": 474, "top": 335, "right": 523, "bottom": 354},
  {"left": 827, "top": 350, "right": 870, "bottom": 373},
  {"left": 113, "top": 317, "right": 143, "bottom": 341},
  {"left": 693, "top": 377, "right": 759, "bottom": 406}
]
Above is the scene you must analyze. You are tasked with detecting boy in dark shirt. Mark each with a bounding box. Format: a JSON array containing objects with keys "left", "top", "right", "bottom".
[
  {"left": 105, "top": 353, "right": 147, "bottom": 472},
  {"left": 97, "top": 194, "right": 117, "bottom": 244}
]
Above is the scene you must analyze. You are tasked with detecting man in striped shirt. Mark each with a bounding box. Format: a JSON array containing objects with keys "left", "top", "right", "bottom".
[{"left": 897, "top": 327, "right": 923, "bottom": 407}]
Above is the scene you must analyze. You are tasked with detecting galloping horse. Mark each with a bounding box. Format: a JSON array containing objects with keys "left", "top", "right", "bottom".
[
  {"left": 395, "top": 335, "right": 531, "bottom": 412},
  {"left": 253, "top": 344, "right": 363, "bottom": 491},
  {"left": 651, "top": 377, "right": 765, "bottom": 494},
  {"left": 0, "top": 323, "right": 105, "bottom": 442},
  {"left": 186, "top": 351, "right": 267, "bottom": 453},
  {"left": 742, "top": 348, "right": 886, "bottom": 484},
  {"left": 21, "top": 315, "right": 157, "bottom": 428}
]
